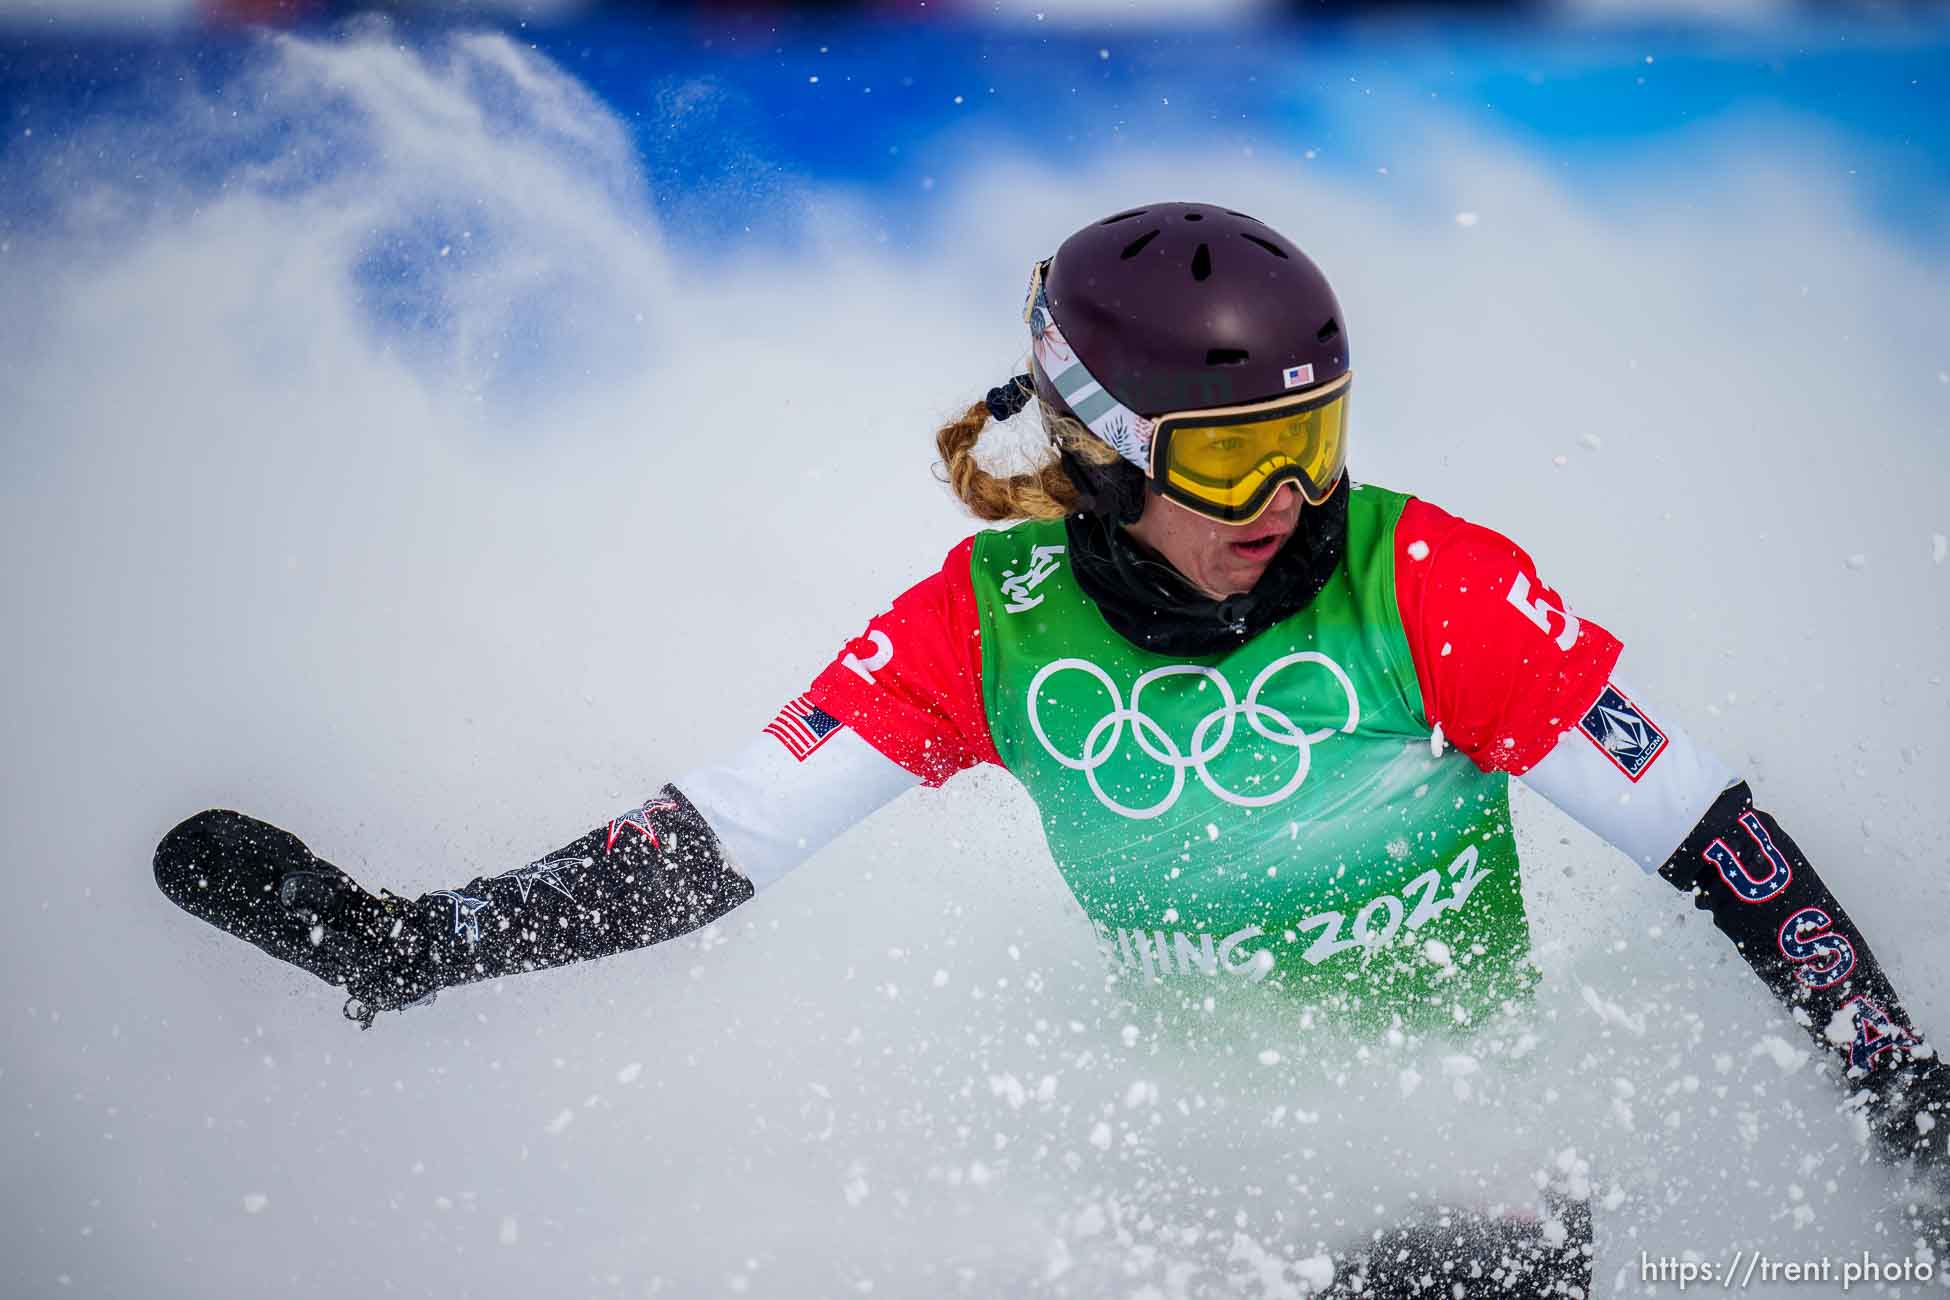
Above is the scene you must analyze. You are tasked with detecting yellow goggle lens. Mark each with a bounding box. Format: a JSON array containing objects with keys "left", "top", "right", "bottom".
[{"left": 1160, "top": 392, "right": 1348, "bottom": 515}]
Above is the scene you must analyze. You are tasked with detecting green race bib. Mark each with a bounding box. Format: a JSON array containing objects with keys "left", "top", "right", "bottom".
[{"left": 972, "top": 485, "right": 1535, "bottom": 1033}]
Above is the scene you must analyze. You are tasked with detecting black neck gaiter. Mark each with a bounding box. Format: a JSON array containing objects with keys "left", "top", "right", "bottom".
[{"left": 1063, "top": 484, "right": 1350, "bottom": 658}]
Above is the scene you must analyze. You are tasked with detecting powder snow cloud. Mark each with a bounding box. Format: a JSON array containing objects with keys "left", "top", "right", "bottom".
[{"left": 2, "top": 23, "right": 1946, "bottom": 1300}]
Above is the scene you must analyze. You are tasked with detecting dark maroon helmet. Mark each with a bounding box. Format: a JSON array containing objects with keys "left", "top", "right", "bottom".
[
  {"left": 1026, "top": 202, "right": 1348, "bottom": 522},
  {"left": 1030, "top": 202, "right": 1347, "bottom": 422}
]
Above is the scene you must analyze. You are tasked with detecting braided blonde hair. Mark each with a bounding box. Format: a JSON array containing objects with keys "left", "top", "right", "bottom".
[{"left": 934, "top": 395, "right": 1126, "bottom": 522}]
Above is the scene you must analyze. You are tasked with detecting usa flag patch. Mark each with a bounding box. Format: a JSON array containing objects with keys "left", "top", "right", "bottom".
[
  {"left": 1578, "top": 683, "right": 1668, "bottom": 781},
  {"left": 765, "top": 694, "right": 845, "bottom": 761}
]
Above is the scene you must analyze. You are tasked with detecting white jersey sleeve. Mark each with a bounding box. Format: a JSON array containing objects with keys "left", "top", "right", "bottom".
[
  {"left": 677, "top": 727, "right": 920, "bottom": 892},
  {"left": 1516, "top": 659, "right": 1736, "bottom": 871}
]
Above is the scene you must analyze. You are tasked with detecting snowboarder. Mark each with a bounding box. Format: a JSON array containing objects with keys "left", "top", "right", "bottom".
[{"left": 154, "top": 203, "right": 1947, "bottom": 1296}]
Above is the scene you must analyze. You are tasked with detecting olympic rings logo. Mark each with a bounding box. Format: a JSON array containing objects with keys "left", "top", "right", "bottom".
[{"left": 1025, "top": 652, "right": 1361, "bottom": 820}]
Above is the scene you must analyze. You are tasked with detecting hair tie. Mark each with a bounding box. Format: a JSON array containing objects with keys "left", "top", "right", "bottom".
[{"left": 985, "top": 372, "right": 1035, "bottom": 422}]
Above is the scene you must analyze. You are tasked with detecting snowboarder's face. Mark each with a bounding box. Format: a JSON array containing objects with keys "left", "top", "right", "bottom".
[{"left": 1123, "top": 480, "right": 1306, "bottom": 600}]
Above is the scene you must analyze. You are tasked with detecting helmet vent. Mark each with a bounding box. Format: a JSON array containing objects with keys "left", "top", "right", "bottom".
[
  {"left": 1120, "top": 229, "right": 1162, "bottom": 259},
  {"left": 1100, "top": 208, "right": 1149, "bottom": 225},
  {"left": 1316, "top": 317, "right": 1341, "bottom": 344},
  {"left": 1240, "top": 233, "right": 1289, "bottom": 260},
  {"left": 1183, "top": 211, "right": 1204, "bottom": 221},
  {"left": 1206, "top": 348, "right": 1250, "bottom": 366},
  {"left": 1190, "top": 243, "right": 1212, "bottom": 281},
  {"left": 1225, "top": 209, "right": 1261, "bottom": 222}
]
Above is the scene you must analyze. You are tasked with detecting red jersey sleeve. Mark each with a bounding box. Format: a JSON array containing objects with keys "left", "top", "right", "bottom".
[
  {"left": 803, "top": 537, "right": 1001, "bottom": 787},
  {"left": 1394, "top": 497, "right": 1623, "bottom": 776}
]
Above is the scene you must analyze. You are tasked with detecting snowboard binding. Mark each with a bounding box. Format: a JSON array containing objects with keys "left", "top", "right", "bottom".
[{"left": 153, "top": 809, "right": 438, "bottom": 1026}]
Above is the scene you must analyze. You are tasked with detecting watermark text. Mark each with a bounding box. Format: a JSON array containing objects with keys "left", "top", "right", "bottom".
[{"left": 1640, "top": 1249, "right": 1934, "bottom": 1291}]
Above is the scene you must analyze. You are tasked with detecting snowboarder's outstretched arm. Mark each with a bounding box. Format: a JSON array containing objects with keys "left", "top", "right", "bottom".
[
  {"left": 1394, "top": 498, "right": 1945, "bottom": 1190},
  {"left": 1530, "top": 727, "right": 1949, "bottom": 1182},
  {"left": 152, "top": 545, "right": 986, "bottom": 1025},
  {"left": 1654, "top": 783, "right": 1948, "bottom": 1175},
  {"left": 155, "top": 785, "right": 755, "bottom": 1026}
]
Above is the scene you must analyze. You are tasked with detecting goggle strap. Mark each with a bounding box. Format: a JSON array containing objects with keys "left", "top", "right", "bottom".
[{"left": 1024, "top": 259, "right": 1155, "bottom": 473}]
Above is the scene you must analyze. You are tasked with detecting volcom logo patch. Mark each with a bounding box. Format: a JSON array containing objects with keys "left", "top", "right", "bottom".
[{"left": 1578, "top": 683, "right": 1668, "bottom": 781}]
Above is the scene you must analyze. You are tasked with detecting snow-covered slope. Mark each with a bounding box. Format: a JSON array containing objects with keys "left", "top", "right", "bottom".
[{"left": 2, "top": 25, "right": 1946, "bottom": 1300}]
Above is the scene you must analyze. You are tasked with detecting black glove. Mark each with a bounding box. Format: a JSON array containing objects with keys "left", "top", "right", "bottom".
[{"left": 154, "top": 785, "right": 753, "bottom": 1026}]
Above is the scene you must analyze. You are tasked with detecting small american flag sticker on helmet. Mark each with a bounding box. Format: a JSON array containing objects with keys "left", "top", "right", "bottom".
[
  {"left": 765, "top": 694, "right": 846, "bottom": 762},
  {"left": 1282, "top": 363, "right": 1315, "bottom": 389}
]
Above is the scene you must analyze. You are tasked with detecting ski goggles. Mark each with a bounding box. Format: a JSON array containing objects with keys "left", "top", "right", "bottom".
[{"left": 1149, "top": 370, "right": 1351, "bottom": 524}]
